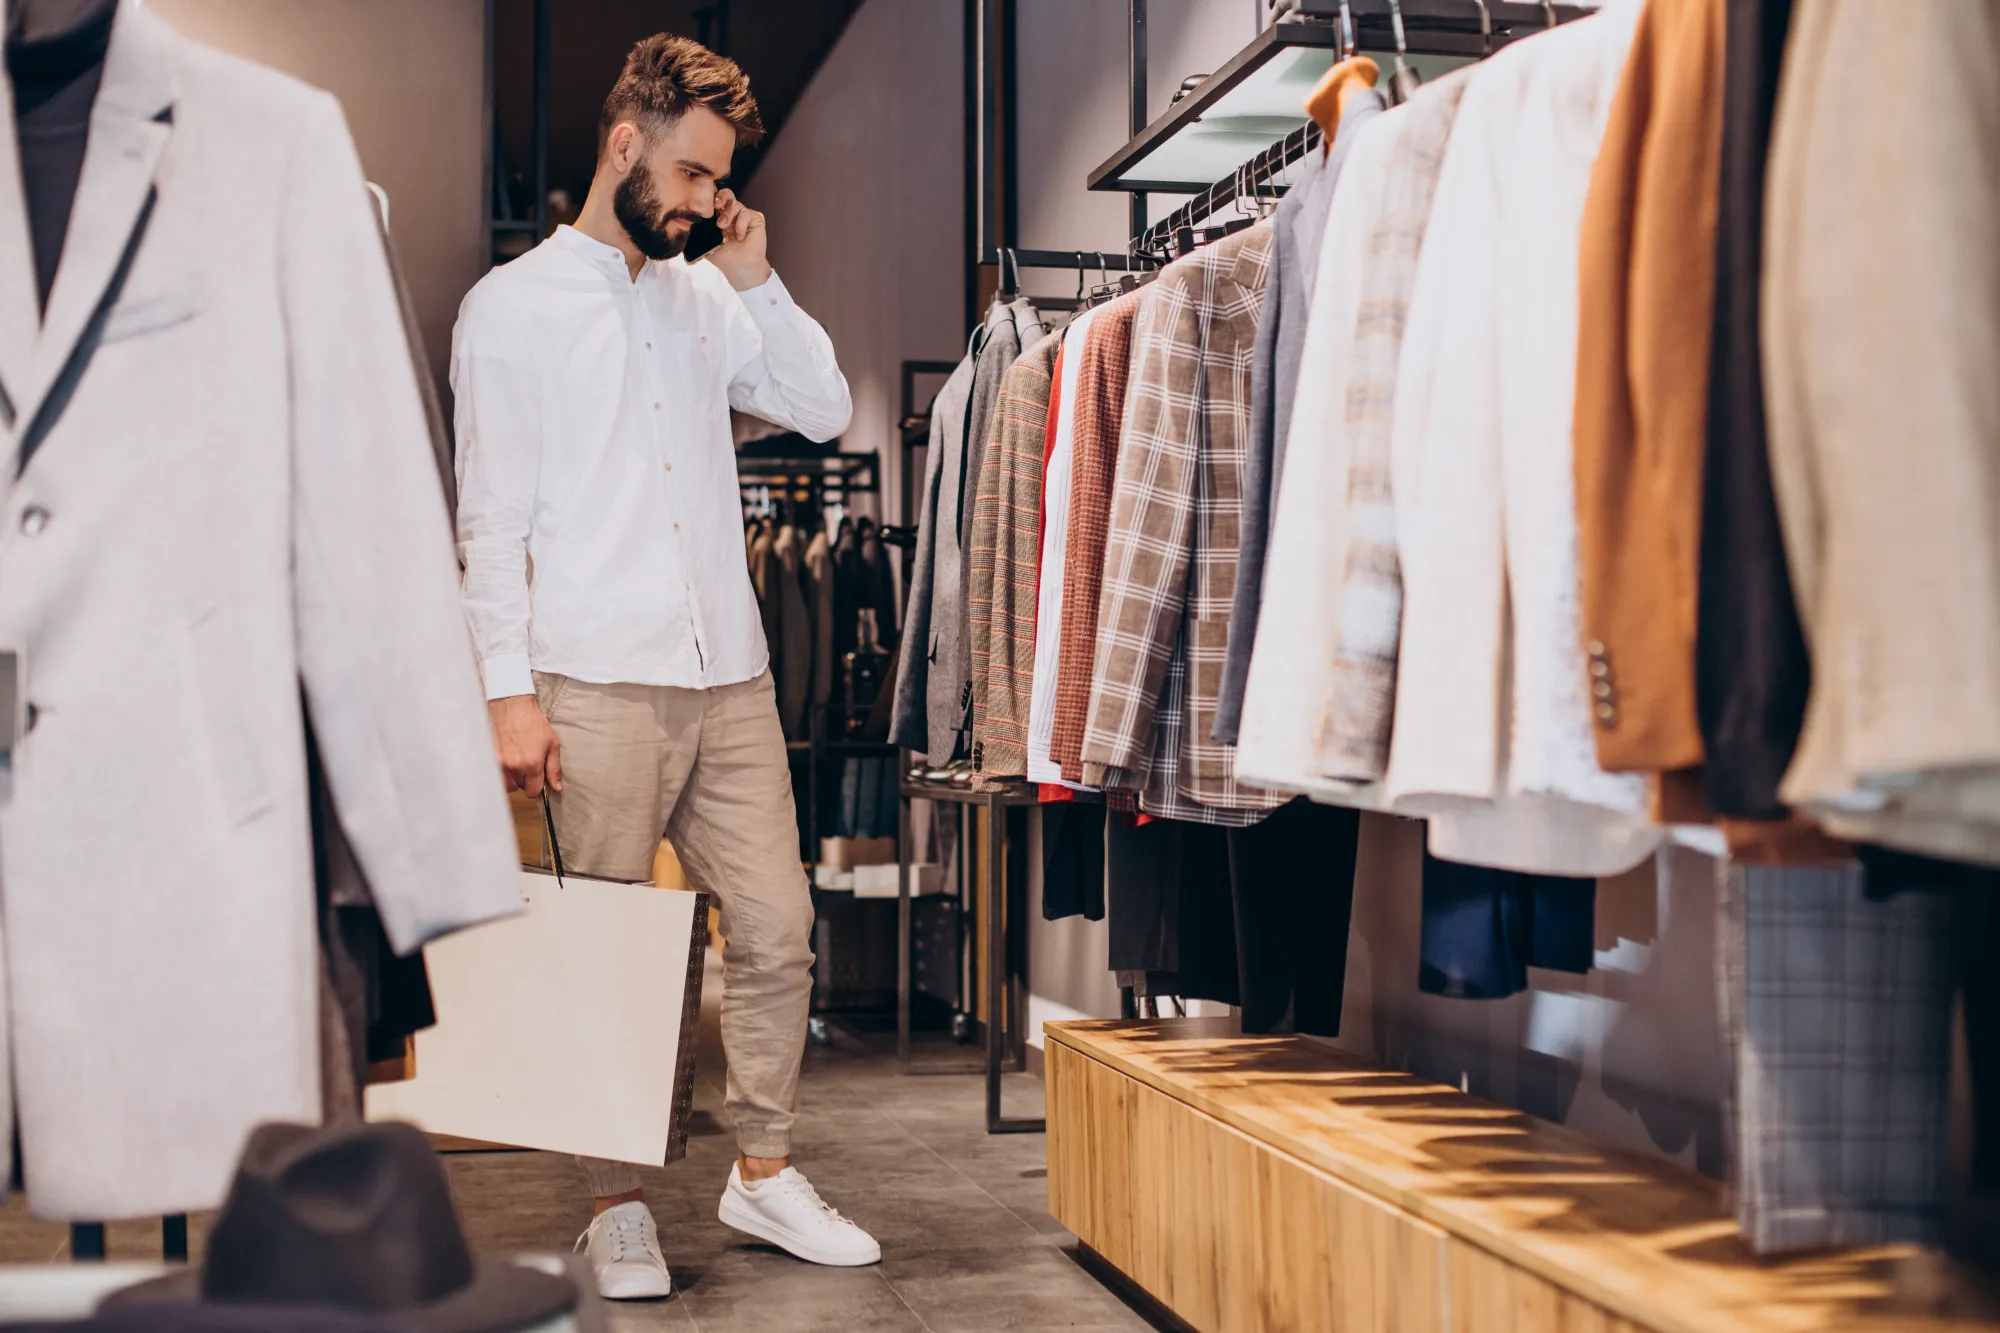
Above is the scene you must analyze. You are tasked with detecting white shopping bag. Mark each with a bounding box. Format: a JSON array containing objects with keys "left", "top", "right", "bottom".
[{"left": 366, "top": 864, "right": 710, "bottom": 1167}]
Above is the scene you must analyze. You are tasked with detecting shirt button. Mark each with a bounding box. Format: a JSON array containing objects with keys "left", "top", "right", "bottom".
[
  {"left": 646, "top": 342, "right": 653, "bottom": 350},
  {"left": 20, "top": 505, "right": 50, "bottom": 536},
  {"left": 700, "top": 335, "right": 708, "bottom": 344},
  {"left": 654, "top": 403, "right": 662, "bottom": 411}
]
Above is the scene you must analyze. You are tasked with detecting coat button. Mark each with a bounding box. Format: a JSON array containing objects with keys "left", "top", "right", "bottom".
[
  {"left": 1595, "top": 703, "right": 1617, "bottom": 727},
  {"left": 20, "top": 505, "right": 49, "bottom": 536},
  {"left": 1593, "top": 680, "right": 1614, "bottom": 700},
  {"left": 1588, "top": 659, "right": 1610, "bottom": 679},
  {"left": 1585, "top": 639, "right": 1607, "bottom": 659}
]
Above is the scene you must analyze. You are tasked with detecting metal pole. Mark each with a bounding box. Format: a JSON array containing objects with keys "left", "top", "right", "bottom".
[
  {"left": 1129, "top": 0, "right": 1148, "bottom": 241},
  {"left": 897, "top": 780, "right": 913, "bottom": 1064},
  {"left": 531, "top": 0, "right": 550, "bottom": 239},
  {"left": 162, "top": 1215, "right": 188, "bottom": 1262},
  {"left": 715, "top": 0, "right": 731, "bottom": 55},
  {"left": 984, "top": 798, "right": 1004, "bottom": 1130},
  {"left": 999, "top": 0, "right": 1018, "bottom": 254},
  {"left": 962, "top": 0, "right": 979, "bottom": 332}
]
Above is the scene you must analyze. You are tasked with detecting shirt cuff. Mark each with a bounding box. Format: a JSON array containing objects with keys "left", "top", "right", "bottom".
[
  {"left": 481, "top": 652, "right": 536, "bottom": 702},
  {"left": 736, "top": 270, "right": 797, "bottom": 325}
]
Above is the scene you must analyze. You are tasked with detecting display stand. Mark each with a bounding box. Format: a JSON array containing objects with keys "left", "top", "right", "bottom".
[
  {"left": 897, "top": 779, "right": 1043, "bottom": 1134},
  {"left": 1047, "top": 1018, "right": 1987, "bottom": 1333}
]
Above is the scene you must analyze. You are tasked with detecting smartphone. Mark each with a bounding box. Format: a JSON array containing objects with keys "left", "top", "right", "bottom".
[{"left": 685, "top": 214, "right": 724, "bottom": 262}]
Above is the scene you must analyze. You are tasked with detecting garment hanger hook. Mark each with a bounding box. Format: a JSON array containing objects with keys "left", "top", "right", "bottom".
[
  {"left": 1471, "top": 0, "right": 1491, "bottom": 55},
  {"left": 1338, "top": 0, "right": 1356, "bottom": 58},
  {"left": 1542, "top": 1, "right": 1557, "bottom": 29},
  {"left": 1075, "top": 251, "right": 1087, "bottom": 303}
]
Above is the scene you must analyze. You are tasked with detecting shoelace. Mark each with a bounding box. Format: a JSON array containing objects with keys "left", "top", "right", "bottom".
[
  {"left": 768, "top": 1174, "right": 849, "bottom": 1227},
  {"left": 576, "top": 1210, "right": 659, "bottom": 1264}
]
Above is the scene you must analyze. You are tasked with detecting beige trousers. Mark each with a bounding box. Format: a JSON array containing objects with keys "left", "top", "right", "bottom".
[{"left": 534, "top": 670, "right": 813, "bottom": 1194}]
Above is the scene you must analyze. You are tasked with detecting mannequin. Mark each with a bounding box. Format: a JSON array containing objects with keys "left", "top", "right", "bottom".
[{"left": 5, "top": 0, "right": 120, "bottom": 312}]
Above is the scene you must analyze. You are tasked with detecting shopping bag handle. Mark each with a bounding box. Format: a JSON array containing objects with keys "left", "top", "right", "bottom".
[{"left": 541, "top": 789, "right": 567, "bottom": 890}]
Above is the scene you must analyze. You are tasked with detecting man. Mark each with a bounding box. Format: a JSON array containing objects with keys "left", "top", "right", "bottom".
[{"left": 450, "top": 34, "right": 878, "bottom": 1299}]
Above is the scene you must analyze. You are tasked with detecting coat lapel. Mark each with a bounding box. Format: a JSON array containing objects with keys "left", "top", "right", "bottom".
[{"left": 10, "top": 0, "right": 175, "bottom": 459}]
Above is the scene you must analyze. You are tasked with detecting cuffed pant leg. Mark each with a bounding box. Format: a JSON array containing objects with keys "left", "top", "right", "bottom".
[{"left": 666, "top": 671, "right": 815, "bottom": 1160}]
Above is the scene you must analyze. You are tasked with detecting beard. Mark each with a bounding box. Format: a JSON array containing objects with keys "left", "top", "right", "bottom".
[{"left": 614, "top": 160, "right": 702, "bottom": 261}]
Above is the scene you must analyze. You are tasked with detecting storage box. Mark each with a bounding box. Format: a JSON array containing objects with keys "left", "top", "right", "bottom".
[
  {"left": 819, "top": 836, "right": 897, "bottom": 869},
  {"left": 853, "top": 862, "right": 943, "bottom": 899}
]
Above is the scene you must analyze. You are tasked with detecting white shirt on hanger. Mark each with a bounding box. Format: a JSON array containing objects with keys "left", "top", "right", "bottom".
[
  {"left": 451, "top": 225, "right": 851, "bottom": 700},
  {"left": 1026, "top": 304, "right": 1099, "bottom": 788}
]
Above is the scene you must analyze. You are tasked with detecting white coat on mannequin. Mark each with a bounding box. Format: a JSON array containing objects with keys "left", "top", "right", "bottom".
[{"left": 0, "top": 0, "right": 520, "bottom": 1219}]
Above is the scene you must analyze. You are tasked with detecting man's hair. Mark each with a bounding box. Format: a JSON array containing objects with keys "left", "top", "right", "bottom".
[{"left": 597, "top": 34, "right": 765, "bottom": 159}]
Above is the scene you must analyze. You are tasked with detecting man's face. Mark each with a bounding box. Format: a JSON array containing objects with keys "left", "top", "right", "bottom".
[{"left": 610, "top": 106, "right": 738, "bottom": 261}]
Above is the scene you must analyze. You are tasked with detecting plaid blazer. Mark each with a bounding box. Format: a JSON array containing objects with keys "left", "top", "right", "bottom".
[
  {"left": 968, "top": 331, "right": 1061, "bottom": 776},
  {"left": 1081, "top": 227, "right": 1284, "bottom": 812},
  {"left": 1050, "top": 291, "right": 1145, "bottom": 782}
]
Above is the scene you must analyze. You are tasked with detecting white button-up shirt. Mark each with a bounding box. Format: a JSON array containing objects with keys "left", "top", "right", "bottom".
[{"left": 451, "top": 225, "right": 851, "bottom": 699}]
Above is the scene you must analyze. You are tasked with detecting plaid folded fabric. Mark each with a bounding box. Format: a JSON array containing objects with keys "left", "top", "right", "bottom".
[
  {"left": 1050, "top": 290, "right": 1146, "bottom": 783},
  {"left": 1083, "top": 226, "right": 1284, "bottom": 813},
  {"left": 969, "top": 332, "right": 1061, "bottom": 775},
  {"left": 1318, "top": 71, "right": 1472, "bottom": 783},
  {"left": 1716, "top": 862, "right": 1954, "bottom": 1253}
]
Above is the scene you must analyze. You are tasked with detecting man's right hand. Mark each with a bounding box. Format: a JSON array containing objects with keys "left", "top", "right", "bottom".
[{"left": 489, "top": 695, "right": 563, "bottom": 798}]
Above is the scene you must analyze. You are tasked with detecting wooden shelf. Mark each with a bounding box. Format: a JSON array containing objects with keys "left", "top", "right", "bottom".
[{"left": 1046, "top": 1018, "right": 1992, "bottom": 1333}]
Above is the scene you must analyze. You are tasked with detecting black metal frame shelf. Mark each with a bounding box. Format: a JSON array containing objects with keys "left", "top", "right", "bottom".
[
  {"left": 897, "top": 780, "right": 1045, "bottom": 1135},
  {"left": 1090, "top": 0, "right": 1593, "bottom": 197}
]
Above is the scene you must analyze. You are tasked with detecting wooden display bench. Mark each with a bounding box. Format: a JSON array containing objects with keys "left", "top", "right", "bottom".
[{"left": 1046, "top": 1018, "right": 1994, "bottom": 1333}]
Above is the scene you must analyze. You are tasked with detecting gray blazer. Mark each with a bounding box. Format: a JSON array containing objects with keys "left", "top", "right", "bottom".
[
  {"left": 0, "top": 0, "right": 521, "bottom": 1219},
  {"left": 1215, "top": 91, "right": 1386, "bottom": 744},
  {"left": 889, "top": 350, "right": 974, "bottom": 760}
]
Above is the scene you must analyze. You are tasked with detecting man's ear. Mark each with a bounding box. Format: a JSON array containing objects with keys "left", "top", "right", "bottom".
[{"left": 606, "top": 121, "right": 641, "bottom": 173}]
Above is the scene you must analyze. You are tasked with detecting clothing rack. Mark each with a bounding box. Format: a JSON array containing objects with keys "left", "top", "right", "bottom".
[
  {"left": 737, "top": 452, "right": 880, "bottom": 510},
  {"left": 1133, "top": 121, "right": 1319, "bottom": 261},
  {"left": 1130, "top": 1, "right": 1593, "bottom": 259}
]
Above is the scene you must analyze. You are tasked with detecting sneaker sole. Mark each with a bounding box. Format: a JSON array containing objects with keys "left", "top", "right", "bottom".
[
  {"left": 717, "top": 1193, "right": 882, "bottom": 1268},
  {"left": 597, "top": 1276, "right": 673, "bottom": 1301}
]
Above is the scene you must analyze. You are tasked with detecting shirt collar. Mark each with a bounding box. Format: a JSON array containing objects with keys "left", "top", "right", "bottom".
[{"left": 553, "top": 224, "right": 643, "bottom": 282}]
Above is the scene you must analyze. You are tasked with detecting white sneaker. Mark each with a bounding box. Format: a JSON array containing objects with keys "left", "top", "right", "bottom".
[
  {"left": 577, "top": 1200, "right": 672, "bottom": 1300},
  {"left": 717, "top": 1164, "right": 882, "bottom": 1267}
]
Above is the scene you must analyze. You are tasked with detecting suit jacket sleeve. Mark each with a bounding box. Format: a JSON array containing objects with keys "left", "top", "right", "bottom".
[
  {"left": 282, "top": 92, "right": 521, "bottom": 955},
  {"left": 1081, "top": 266, "right": 1203, "bottom": 776}
]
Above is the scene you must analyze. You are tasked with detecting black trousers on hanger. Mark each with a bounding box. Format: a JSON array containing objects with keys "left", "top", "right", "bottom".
[
  {"left": 1228, "top": 799, "right": 1360, "bottom": 1037},
  {"left": 1418, "top": 850, "right": 1596, "bottom": 1000},
  {"left": 1105, "top": 815, "right": 1237, "bottom": 1005},
  {"left": 1041, "top": 800, "right": 1107, "bottom": 922},
  {"left": 1107, "top": 803, "right": 1362, "bottom": 1027}
]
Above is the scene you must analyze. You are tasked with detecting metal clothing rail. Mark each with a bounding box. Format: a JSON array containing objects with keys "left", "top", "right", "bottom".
[{"left": 1133, "top": 120, "right": 1321, "bottom": 260}]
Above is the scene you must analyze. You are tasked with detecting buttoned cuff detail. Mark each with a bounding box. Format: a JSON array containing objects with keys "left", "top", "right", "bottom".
[
  {"left": 481, "top": 652, "right": 536, "bottom": 702},
  {"left": 737, "top": 270, "right": 796, "bottom": 324}
]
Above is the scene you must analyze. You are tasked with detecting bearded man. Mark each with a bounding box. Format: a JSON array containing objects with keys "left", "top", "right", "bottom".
[{"left": 449, "top": 32, "right": 877, "bottom": 1300}]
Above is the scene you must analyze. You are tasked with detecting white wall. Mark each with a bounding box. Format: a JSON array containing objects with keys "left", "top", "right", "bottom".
[
  {"left": 746, "top": 0, "right": 967, "bottom": 518},
  {"left": 150, "top": 0, "right": 487, "bottom": 393}
]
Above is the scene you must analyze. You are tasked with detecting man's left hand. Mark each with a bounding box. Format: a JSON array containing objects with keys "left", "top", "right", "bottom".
[{"left": 705, "top": 189, "right": 772, "bottom": 291}]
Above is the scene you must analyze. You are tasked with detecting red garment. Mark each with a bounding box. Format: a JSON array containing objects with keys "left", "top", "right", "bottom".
[
  {"left": 1050, "top": 291, "right": 1145, "bottom": 783},
  {"left": 1032, "top": 342, "right": 1067, "bottom": 608}
]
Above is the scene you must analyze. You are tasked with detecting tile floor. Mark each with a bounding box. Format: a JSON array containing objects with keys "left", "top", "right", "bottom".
[{"left": 0, "top": 974, "right": 1165, "bottom": 1332}]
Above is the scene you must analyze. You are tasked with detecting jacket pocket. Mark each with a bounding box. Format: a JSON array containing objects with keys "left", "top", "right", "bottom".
[{"left": 185, "top": 603, "right": 274, "bottom": 825}]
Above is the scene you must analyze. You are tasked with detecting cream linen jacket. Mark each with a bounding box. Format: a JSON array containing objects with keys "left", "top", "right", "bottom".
[
  {"left": 0, "top": 0, "right": 521, "bottom": 1219},
  {"left": 1764, "top": 0, "right": 2000, "bottom": 863}
]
